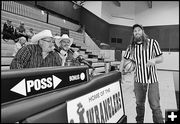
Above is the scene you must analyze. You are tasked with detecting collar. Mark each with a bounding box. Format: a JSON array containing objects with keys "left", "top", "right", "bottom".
[
  {"left": 135, "top": 41, "right": 143, "bottom": 45},
  {"left": 58, "top": 50, "right": 68, "bottom": 58}
]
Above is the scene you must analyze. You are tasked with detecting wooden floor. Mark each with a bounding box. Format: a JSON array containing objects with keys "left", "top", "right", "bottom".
[{"left": 121, "top": 70, "right": 177, "bottom": 123}]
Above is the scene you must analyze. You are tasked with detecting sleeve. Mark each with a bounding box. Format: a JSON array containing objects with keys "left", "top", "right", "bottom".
[
  {"left": 54, "top": 52, "right": 62, "bottom": 66},
  {"left": 3, "top": 23, "right": 7, "bottom": 32},
  {"left": 153, "top": 40, "right": 163, "bottom": 57},
  {"left": 123, "top": 45, "right": 131, "bottom": 60},
  {"left": 10, "top": 46, "right": 31, "bottom": 69}
]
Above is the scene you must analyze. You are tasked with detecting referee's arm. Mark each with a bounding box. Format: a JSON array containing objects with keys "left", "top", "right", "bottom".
[
  {"left": 147, "top": 54, "right": 163, "bottom": 67},
  {"left": 119, "top": 46, "right": 131, "bottom": 73},
  {"left": 147, "top": 40, "right": 164, "bottom": 66}
]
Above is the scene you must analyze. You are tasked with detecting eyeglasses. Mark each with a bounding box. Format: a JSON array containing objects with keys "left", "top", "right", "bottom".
[
  {"left": 61, "top": 40, "right": 71, "bottom": 45},
  {"left": 41, "top": 38, "right": 55, "bottom": 43}
]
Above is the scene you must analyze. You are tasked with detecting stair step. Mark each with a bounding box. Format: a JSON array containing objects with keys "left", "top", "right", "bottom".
[
  {"left": 79, "top": 48, "right": 86, "bottom": 51},
  {"left": 71, "top": 44, "right": 81, "bottom": 48},
  {"left": 85, "top": 51, "right": 92, "bottom": 54},
  {"left": 88, "top": 54, "right": 98, "bottom": 58}
]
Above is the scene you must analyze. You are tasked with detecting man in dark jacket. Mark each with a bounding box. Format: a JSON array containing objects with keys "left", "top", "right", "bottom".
[{"left": 2, "top": 20, "right": 16, "bottom": 41}]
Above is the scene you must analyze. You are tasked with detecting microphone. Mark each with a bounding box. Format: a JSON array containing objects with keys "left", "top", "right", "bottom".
[
  {"left": 79, "top": 58, "right": 94, "bottom": 69},
  {"left": 54, "top": 48, "right": 67, "bottom": 57},
  {"left": 68, "top": 48, "right": 94, "bottom": 69}
]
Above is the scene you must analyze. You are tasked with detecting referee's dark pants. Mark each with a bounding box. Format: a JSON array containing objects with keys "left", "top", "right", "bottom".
[{"left": 134, "top": 82, "right": 164, "bottom": 123}]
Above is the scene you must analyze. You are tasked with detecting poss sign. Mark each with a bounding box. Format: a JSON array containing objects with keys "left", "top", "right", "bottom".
[
  {"left": 10, "top": 75, "right": 61, "bottom": 96},
  {"left": 1, "top": 68, "right": 88, "bottom": 104}
]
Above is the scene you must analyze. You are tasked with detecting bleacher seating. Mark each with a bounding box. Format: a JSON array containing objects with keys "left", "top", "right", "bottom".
[
  {"left": 1, "top": 10, "right": 104, "bottom": 72},
  {"left": 1, "top": 39, "right": 15, "bottom": 70},
  {"left": 1, "top": 10, "right": 60, "bottom": 35},
  {"left": 1, "top": 2, "right": 121, "bottom": 75}
]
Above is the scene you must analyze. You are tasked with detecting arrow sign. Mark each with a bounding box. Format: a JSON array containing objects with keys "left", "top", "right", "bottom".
[
  {"left": 52, "top": 75, "right": 62, "bottom": 89},
  {"left": 10, "top": 75, "right": 62, "bottom": 96},
  {"left": 10, "top": 79, "right": 27, "bottom": 96}
]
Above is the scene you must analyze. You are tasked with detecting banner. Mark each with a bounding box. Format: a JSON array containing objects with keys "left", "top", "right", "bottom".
[{"left": 67, "top": 81, "right": 124, "bottom": 123}]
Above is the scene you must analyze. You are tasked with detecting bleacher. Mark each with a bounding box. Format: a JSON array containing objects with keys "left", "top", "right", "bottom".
[
  {"left": 1, "top": 10, "right": 60, "bottom": 35},
  {"left": 1, "top": 1, "right": 121, "bottom": 75},
  {"left": 1, "top": 39, "right": 14, "bottom": 70}
]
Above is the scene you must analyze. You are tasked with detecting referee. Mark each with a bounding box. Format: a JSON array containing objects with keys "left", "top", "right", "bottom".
[{"left": 120, "top": 24, "right": 164, "bottom": 123}]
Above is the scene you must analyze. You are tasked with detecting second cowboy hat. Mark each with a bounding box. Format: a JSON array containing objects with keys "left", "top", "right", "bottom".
[
  {"left": 54, "top": 34, "right": 73, "bottom": 47},
  {"left": 31, "top": 30, "right": 53, "bottom": 44}
]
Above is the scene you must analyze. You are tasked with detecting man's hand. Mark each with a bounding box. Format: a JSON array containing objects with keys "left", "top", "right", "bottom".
[
  {"left": 147, "top": 59, "right": 156, "bottom": 67},
  {"left": 147, "top": 55, "right": 163, "bottom": 67},
  {"left": 120, "top": 69, "right": 130, "bottom": 75}
]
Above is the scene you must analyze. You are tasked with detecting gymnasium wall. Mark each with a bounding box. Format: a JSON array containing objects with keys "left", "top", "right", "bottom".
[
  {"left": 82, "top": 1, "right": 179, "bottom": 52},
  {"left": 157, "top": 52, "right": 179, "bottom": 71},
  {"left": 108, "top": 24, "right": 179, "bottom": 51},
  {"left": 144, "top": 25, "right": 179, "bottom": 51},
  {"left": 135, "top": 1, "right": 179, "bottom": 26},
  {"left": 36, "top": 1, "right": 81, "bottom": 24},
  {"left": 109, "top": 25, "right": 132, "bottom": 50},
  {"left": 80, "top": 7, "right": 110, "bottom": 45},
  {"left": 108, "top": 1, "right": 179, "bottom": 50}
]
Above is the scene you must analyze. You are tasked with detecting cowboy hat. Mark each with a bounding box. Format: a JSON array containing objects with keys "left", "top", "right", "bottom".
[
  {"left": 31, "top": 30, "right": 53, "bottom": 44},
  {"left": 54, "top": 34, "right": 73, "bottom": 47}
]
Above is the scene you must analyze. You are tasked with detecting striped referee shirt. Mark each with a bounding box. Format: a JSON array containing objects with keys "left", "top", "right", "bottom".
[
  {"left": 10, "top": 44, "right": 62, "bottom": 69},
  {"left": 123, "top": 39, "right": 163, "bottom": 83}
]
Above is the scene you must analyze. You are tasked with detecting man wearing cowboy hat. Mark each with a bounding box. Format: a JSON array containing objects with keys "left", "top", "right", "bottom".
[
  {"left": 10, "top": 30, "right": 62, "bottom": 69},
  {"left": 54, "top": 34, "right": 80, "bottom": 66}
]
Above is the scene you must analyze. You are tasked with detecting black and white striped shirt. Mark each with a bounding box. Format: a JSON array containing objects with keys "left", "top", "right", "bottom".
[{"left": 124, "top": 39, "right": 163, "bottom": 83}]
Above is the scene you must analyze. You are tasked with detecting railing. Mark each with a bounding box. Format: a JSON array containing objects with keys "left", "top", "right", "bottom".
[
  {"left": 84, "top": 32, "right": 100, "bottom": 50},
  {"left": 1, "top": 1, "right": 47, "bottom": 22}
]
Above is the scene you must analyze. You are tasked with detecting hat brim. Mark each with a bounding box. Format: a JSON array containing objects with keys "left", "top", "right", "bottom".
[
  {"left": 31, "top": 36, "right": 53, "bottom": 44},
  {"left": 55, "top": 38, "right": 73, "bottom": 47},
  {"left": 133, "top": 24, "right": 143, "bottom": 30},
  {"left": 31, "top": 30, "right": 53, "bottom": 44}
]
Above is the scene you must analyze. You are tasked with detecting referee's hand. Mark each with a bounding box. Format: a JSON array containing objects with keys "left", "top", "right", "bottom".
[
  {"left": 147, "top": 59, "right": 156, "bottom": 67},
  {"left": 120, "top": 69, "right": 129, "bottom": 75}
]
